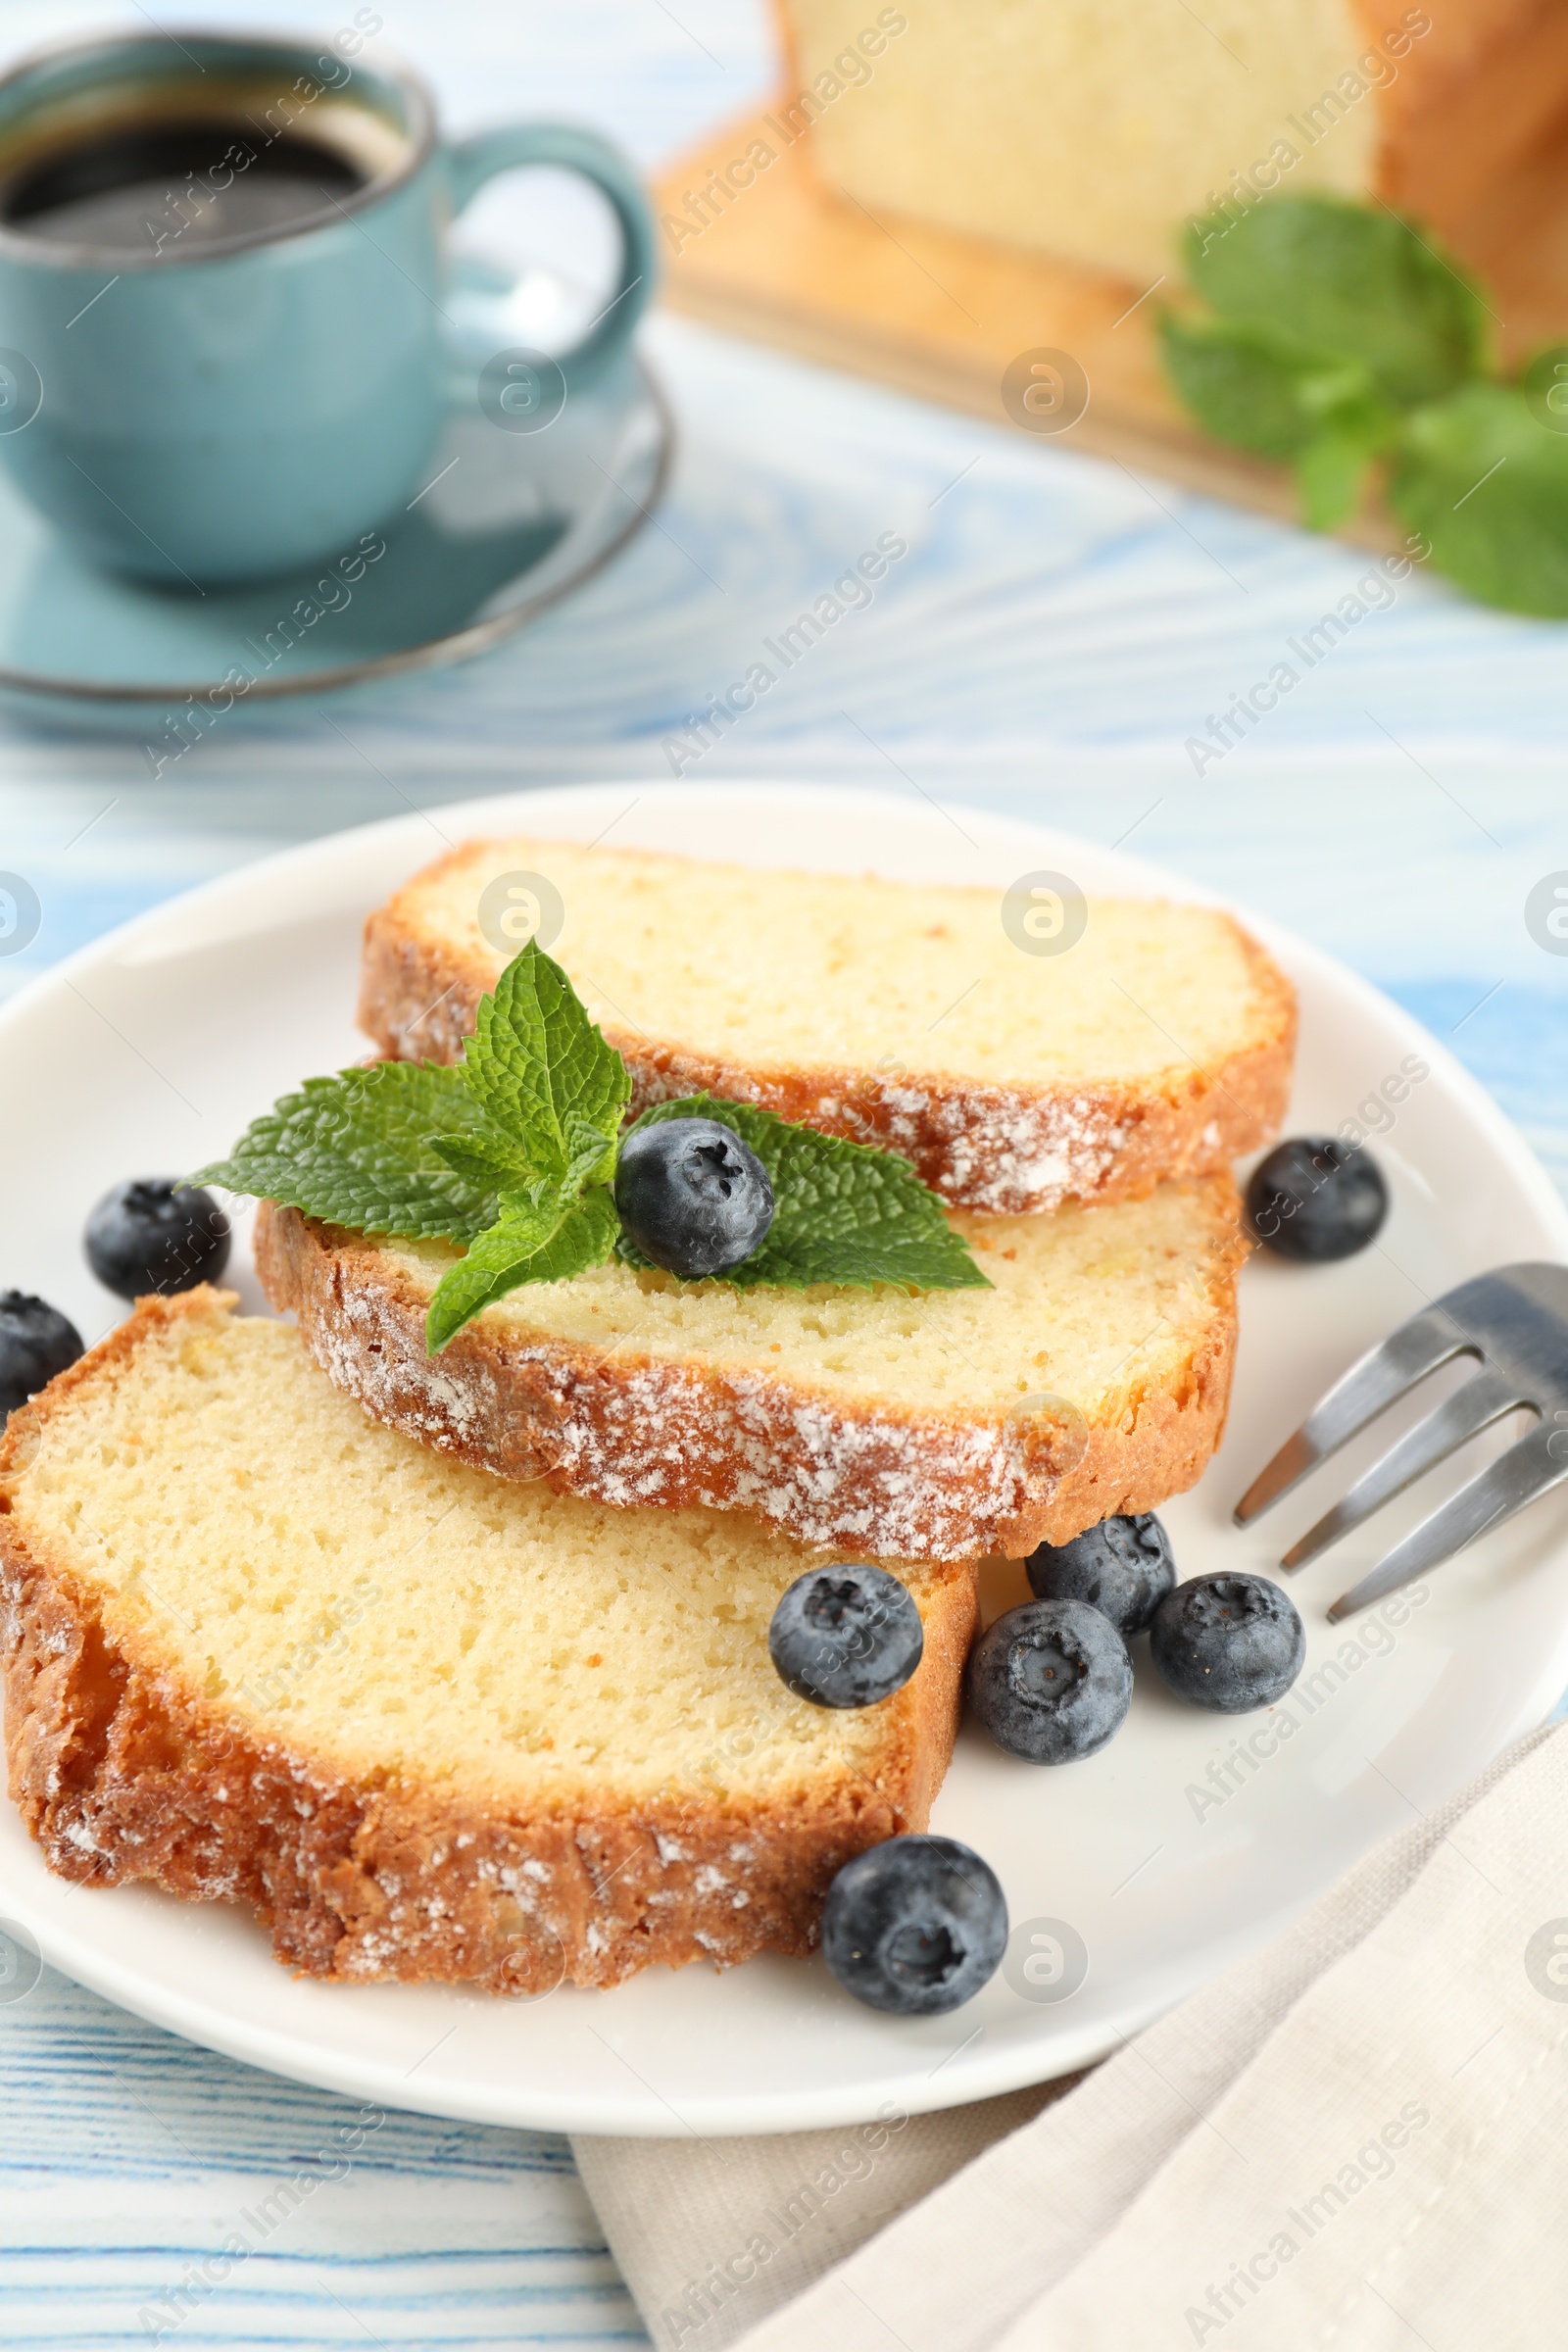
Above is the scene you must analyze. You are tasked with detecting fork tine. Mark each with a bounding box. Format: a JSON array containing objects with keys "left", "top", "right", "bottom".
[
  {"left": 1281, "top": 1365, "right": 1525, "bottom": 1570},
  {"left": 1327, "top": 1425, "right": 1567, "bottom": 1621},
  {"left": 1233, "top": 1301, "right": 1474, "bottom": 1527}
]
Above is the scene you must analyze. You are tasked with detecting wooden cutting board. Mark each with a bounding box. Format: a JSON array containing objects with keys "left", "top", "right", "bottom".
[{"left": 654, "top": 103, "right": 1568, "bottom": 556}]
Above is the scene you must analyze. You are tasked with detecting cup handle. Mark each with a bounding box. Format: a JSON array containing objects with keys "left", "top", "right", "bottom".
[{"left": 444, "top": 122, "right": 656, "bottom": 391}]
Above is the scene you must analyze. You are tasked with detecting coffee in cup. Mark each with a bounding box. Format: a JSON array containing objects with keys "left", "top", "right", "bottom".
[{"left": 0, "top": 24, "right": 655, "bottom": 583}]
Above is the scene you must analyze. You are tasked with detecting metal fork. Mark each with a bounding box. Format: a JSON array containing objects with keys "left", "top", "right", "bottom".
[{"left": 1234, "top": 1264, "right": 1568, "bottom": 1621}]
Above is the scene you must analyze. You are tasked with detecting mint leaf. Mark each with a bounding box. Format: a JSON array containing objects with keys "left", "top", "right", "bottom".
[
  {"left": 1389, "top": 383, "right": 1568, "bottom": 616},
  {"left": 459, "top": 940, "right": 628, "bottom": 1186},
  {"left": 563, "top": 1111, "right": 620, "bottom": 1193},
  {"left": 1521, "top": 344, "right": 1568, "bottom": 436},
  {"left": 1294, "top": 428, "right": 1380, "bottom": 532},
  {"left": 1183, "top": 196, "right": 1486, "bottom": 407},
  {"left": 431, "top": 1131, "right": 535, "bottom": 1193},
  {"left": 191, "top": 1061, "right": 498, "bottom": 1243},
  {"left": 1158, "top": 313, "right": 1393, "bottom": 524},
  {"left": 618, "top": 1097, "right": 990, "bottom": 1293},
  {"left": 1158, "top": 315, "right": 1376, "bottom": 461},
  {"left": 426, "top": 1185, "right": 619, "bottom": 1351}
]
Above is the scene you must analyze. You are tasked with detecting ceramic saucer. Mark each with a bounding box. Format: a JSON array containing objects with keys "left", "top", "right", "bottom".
[{"left": 0, "top": 255, "right": 673, "bottom": 730}]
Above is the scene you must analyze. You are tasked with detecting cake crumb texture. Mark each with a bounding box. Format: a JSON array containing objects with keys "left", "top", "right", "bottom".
[
  {"left": 259, "top": 1172, "right": 1244, "bottom": 1561},
  {"left": 358, "top": 835, "right": 1296, "bottom": 1214},
  {"left": 0, "top": 1293, "right": 975, "bottom": 1992}
]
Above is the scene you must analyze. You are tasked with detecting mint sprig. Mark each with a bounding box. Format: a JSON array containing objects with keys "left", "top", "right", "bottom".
[
  {"left": 1158, "top": 313, "right": 1398, "bottom": 529},
  {"left": 1158, "top": 193, "right": 1568, "bottom": 611},
  {"left": 193, "top": 941, "right": 987, "bottom": 1352}
]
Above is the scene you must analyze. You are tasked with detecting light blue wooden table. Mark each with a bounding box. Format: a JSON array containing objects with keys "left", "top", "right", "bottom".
[{"left": 4, "top": 0, "right": 1568, "bottom": 2340}]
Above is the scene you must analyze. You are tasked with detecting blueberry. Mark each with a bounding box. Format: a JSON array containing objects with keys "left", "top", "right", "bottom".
[
  {"left": 1149, "top": 1573, "right": 1304, "bottom": 1712},
  {"left": 769, "top": 1565, "right": 923, "bottom": 1708},
  {"left": 1246, "top": 1136, "right": 1388, "bottom": 1262},
  {"left": 966, "top": 1596, "right": 1133, "bottom": 1764},
  {"left": 83, "top": 1178, "right": 230, "bottom": 1300},
  {"left": 0, "top": 1293, "right": 83, "bottom": 1424},
  {"left": 613, "top": 1117, "right": 774, "bottom": 1279},
  {"left": 821, "top": 1835, "right": 1008, "bottom": 2015},
  {"left": 1026, "top": 1512, "right": 1175, "bottom": 1639}
]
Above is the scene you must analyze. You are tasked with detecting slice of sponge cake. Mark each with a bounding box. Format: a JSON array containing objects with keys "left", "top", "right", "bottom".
[
  {"left": 358, "top": 836, "right": 1295, "bottom": 1214},
  {"left": 0, "top": 1293, "right": 976, "bottom": 1992},
  {"left": 257, "top": 1173, "right": 1244, "bottom": 1563}
]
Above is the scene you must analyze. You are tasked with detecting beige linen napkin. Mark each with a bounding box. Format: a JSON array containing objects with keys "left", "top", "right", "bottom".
[{"left": 573, "top": 1721, "right": 1568, "bottom": 2350}]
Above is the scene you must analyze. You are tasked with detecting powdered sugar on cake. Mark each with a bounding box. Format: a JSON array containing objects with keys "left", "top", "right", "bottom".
[
  {"left": 261, "top": 1202, "right": 1238, "bottom": 1565},
  {"left": 316, "top": 1256, "right": 1037, "bottom": 1557},
  {"left": 623, "top": 1064, "right": 1135, "bottom": 1214}
]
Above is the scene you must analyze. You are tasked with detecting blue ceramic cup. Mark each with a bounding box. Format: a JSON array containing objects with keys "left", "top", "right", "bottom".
[{"left": 0, "top": 24, "right": 655, "bottom": 583}]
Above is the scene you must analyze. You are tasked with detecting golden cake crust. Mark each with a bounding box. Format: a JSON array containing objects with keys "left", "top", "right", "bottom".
[
  {"left": 0, "top": 1293, "right": 976, "bottom": 1993},
  {"left": 256, "top": 1190, "right": 1245, "bottom": 1563}
]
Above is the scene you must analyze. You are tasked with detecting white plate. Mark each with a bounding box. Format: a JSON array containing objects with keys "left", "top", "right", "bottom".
[{"left": 3, "top": 782, "right": 1566, "bottom": 2137}]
